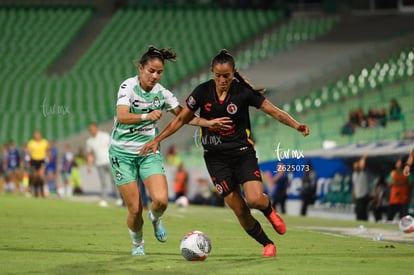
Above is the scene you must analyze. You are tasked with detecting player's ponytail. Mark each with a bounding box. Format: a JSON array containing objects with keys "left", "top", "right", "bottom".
[
  {"left": 136, "top": 45, "right": 177, "bottom": 66},
  {"left": 234, "top": 70, "right": 266, "bottom": 95},
  {"left": 211, "top": 49, "right": 265, "bottom": 94},
  {"left": 159, "top": 47, "right": 177, "bottom": 62}
]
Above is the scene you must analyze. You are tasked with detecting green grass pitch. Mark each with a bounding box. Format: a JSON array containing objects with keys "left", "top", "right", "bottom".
[{"left": 0, "top": 195, "right": 413, "bottom": 274}]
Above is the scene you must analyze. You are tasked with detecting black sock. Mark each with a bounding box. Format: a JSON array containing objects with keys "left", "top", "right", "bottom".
[
  {"left": 246, "top": 220, "right": 273, "bottom": 247},
  {"left": 260, "top": 201, "right": 273, "bottom": 217}
]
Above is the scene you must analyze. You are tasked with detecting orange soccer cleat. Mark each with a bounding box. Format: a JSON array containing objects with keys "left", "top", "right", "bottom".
[
  {"left": 267, "top": 208, "right": 286, "bottom": 235},
  {"left": 262, "top": 243, "right": 276, "bottom": 257}
]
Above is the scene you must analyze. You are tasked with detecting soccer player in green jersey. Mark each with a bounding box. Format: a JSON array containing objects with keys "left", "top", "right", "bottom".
[{"left": 109, "top": 46, "right": 230, "bottom": 256}]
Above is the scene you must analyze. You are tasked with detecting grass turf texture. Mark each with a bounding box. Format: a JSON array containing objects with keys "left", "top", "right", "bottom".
[{"left": 1, "top": 195, "right": 413, "bottom": 274}]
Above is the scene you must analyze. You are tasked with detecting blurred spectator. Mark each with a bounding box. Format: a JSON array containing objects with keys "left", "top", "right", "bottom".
[
  {"left": 351, "top": 107, "right": 367, "bottom": 128},
  {"left": 352, "top": 154, "right": 371, "bottom": 221},
  {"left": 340, "top": 120, "right": 355, "bottom": 136},
  {"left": 191, "top": 178, "right": 215, "bottom": 205},
  {"left": 45, "top": 140, "right": 58, "bottom": 195},
  {"left": 87, "top": 122, "right": 122, "bottom": 207},
  {"left": 72, "top": 147, "right": 86, "bottom": 195},
  {"left": 366, "top": 107, "right": 387, "bottom": 128},
  {"left": 368, "top": 176, "right": 389, "bottom": 222},
  {"left": 20, "top": 143, "right": 31, "bottom": 195},
  {"left": 174, "top": 162, "right": 188, "bottom": 200},
  {"left": 4, "top": 140, "right": 21, "bottom": 193},
  {"left": 27, "top": 130, "right": 49, "bottom": 197},
  {"left": 61, "top": 144, "right": 74, "bottom": 197},
  {"left": 166, "top": 145, "right": 181, "bottom": 167},
  {"left": 378, "top": 108, "right": 387, "bottom": 127},
  {"left": 389, "top": 98, "right": 403, "bottom": 121},
  {"left": 386, "top": 158, "right": 413, "bottom": 221},
  {"left": 301, "top": 162, "right": 317, "bottom": 216},
  {"left": 266, "top": 162, "right": 289, "bottom": 214},
  {"left": 343, "top": 105, "right": 388, "bottom": 135},
  {"left": 0, "top": 143, "right": 5, "bottom": 192},
  {"left": 74, "top": 147, "right": 87, "bottom": 166}
]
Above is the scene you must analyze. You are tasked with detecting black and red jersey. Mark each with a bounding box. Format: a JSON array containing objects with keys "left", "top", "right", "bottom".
[{"left": 186, "top": 79, "right": 266, "bottom": 152}]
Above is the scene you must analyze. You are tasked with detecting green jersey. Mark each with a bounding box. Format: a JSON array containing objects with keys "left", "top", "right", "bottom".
[{"left": 109, "top": 76, "right": 179, "bottom": 156}]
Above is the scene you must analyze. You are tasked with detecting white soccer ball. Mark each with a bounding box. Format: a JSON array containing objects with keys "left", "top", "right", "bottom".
[
  {"left": 180, "top": 231, "right": 211, "bottom": 261},
  {"left": 175, "top": 196, "right": 189, "bottom": 207},
  {"left": 399, "top": 215, "right": 414, "bottom": 233}
]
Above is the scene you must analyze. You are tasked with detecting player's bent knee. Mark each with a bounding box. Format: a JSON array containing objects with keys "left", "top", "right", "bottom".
[
  {"left": 245, "top": 196, "right": 264, "bottom": 209},
  {"left": 127, "top": 204, "right": 143, "bottom": 217},
  {"left": 152, "top": 198, "right": 168, "bottom": 210}
]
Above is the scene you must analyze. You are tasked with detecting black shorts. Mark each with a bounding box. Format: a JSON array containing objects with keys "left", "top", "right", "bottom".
[
  {"left": 30, "top": 159, "right": 45, "bottom": 171},
  {"left": 204, "top": 147, "right": 262, "bottom": 198}
]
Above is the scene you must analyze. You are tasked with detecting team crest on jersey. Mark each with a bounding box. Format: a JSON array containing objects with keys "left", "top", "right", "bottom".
[
  {"left": 187, "top": 96, "right": 196, "bottom": 108},
  {"left": 227, "top": 103, "right": 238, "bottom": 114},
  {"left": 153, "top": 96, "right": 161, "bottom": 108}
]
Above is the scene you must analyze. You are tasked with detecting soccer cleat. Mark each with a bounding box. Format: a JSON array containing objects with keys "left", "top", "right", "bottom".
[
  {"left": 262, "top": 243, "right": 276, "bottom": 257},
  {"left": 132, "top": 242, "right": 145, "bottom": 256},
  {"left": 148, "top": 211, "right": 167, "bottom": 242},
  {"left": 267, "top": 208, "right": 286, "bottom": 235}
]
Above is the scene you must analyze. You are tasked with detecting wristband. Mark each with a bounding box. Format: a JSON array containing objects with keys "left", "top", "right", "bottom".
[{"left": 141, "top": 114, "right": 148, "bottom": 121}]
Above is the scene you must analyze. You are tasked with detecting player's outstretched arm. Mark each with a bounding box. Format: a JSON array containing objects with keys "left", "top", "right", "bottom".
[
  {"left": 260, "top": 99, "right": 310, "bottom": 136},
  {"left": 189, "top": 116, "right": 233, "bottom": 130},
  {"left": 139, "top": 106, "right": 233, "bottom": 156},
  {"left": 169, "top": 106, "right": 232, "bottom": 129},
  {"left": 139, "top": 106, "right": 195, "bottom": 156}
]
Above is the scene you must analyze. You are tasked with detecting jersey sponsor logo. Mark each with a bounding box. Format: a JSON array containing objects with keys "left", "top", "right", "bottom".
[
  {"left": 226, "top": 103, "right": 238, "bottom": 114},
  {"left": 204, "top": 103, "right": 212, "bottom": 112},
  {"left": 121, "top": 83, "right": 127, "bottom": 89},
  {"left": 253, "top": 169, "right": 261, "bottom": 178},
  {"left": 129, "top": 126, "right": 154, "bottom": 133},
  {"left": 187, "top": 96, "right": 196, "bottom": 108},
  {"left": 132, "top": 100, "right": 140, "bottom": 108},
  {"left": 131, "top": 99, "right": 156, "bottom": 110}
]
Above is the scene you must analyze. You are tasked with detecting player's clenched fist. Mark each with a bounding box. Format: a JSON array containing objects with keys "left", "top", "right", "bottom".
[{"left": 148, "top": 110, "right": 163, "bottom": 121}]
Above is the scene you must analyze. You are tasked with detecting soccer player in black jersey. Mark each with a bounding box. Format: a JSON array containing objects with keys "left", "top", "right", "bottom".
[{"left": 141, "top": 49, "right": 309, "bottom": 257}]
